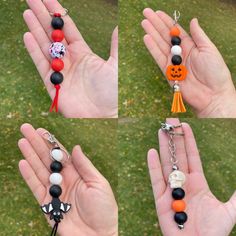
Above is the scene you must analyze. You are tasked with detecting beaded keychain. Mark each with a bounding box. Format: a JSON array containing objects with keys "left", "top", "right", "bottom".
[
  {"left": 161, "top": 123, "right": 188, "bottom": 229},
  {"left": 166, "top": 11, "right": 187, "bottom": 113},
  {"left": 48, "top": 9, "right": 68, "bottom": 112},
  {"left": 41, "top": 132, "right": 71, "bottom": 236}
]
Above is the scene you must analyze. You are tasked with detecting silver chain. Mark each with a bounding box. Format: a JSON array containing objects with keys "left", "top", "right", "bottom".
[{"left": 168, "top": 134, "right": 178, "bottom": 165}]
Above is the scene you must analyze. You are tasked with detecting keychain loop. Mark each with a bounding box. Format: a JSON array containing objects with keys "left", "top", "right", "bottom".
[
  {"left": 49, "top": 8, "right": 69, "bottom": 17},
  {"left": 173, "top": 10, "right": 181, "bottom": 24}
]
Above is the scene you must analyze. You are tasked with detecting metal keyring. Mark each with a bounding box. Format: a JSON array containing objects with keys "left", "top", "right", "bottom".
[{"left": 49, "top": 8, "right": 69, "bottom": 17}]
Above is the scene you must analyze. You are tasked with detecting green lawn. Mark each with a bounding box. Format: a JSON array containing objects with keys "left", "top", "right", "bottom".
[
  {"left": 0, "top": 0, "right": 117, "bottom": 118},
  {"left": 119, "top": 118, "right": 236, "bottom": 235},
  {"left": 0, "top": 118, "right": 117, "bottom": 235},
  {"left": 119, "top": 0, "right": 236, "bottom": 118}
]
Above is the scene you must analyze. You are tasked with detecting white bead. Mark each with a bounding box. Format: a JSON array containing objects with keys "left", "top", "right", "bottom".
[
  {"left": 171, "top": 45, "right": 182, "bottom": 56},
  {"left": 168, "top": 170, "right": 186, "bottom": 188},
  {"left": 49, "top": 42, "right": 66, "bottom": 58},
  {"left": 50, "top": 173, "right": 63, "bottom": 185},
  {"left": 51, "top": 149, "right": 63, "bottom": 162}
]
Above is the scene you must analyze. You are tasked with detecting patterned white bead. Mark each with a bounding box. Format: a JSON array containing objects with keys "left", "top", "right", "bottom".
[
  {"left": 171, "top": 45, "right": 182, "bottom": 56},
  {"left": 50, "top": 173, "right": 63, "bottom": 185},
  {"left": 51, "top": 149, "right": 63, "bottom": 162},
  {"left": 49, "top": 42, "right": 66, "bottom": 58}
]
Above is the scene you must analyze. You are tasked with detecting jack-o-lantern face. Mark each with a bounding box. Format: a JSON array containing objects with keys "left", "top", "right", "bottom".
[{"left": 166, "top": 65, "right": 187, "bottom": 81}]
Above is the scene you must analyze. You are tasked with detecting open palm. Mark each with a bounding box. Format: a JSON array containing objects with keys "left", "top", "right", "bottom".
[
  {"left": 18, "top": 124, "right": 118, "bottom": 236},
  {"left": 147, "top": 118, "right": 236, "bottom": 236},
  {"left": 142, "top": 9, "right": 236, "bottom": 118},
  {"left": 23, "top": 0, "right": 118, "bottom": 118}
]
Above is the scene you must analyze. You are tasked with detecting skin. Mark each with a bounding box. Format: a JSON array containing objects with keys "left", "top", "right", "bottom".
[
  {"left": 18, "top": 124, "right": 118, "bottom": 236},
  {"left": 142, "top": 9, "right": 236, "bottom": 118},
  {"left": 23, "top": 0, "right": 118, "bottom": 118},
  {"left": 147, "top": 118, "right": 236, "bottom": 236}
]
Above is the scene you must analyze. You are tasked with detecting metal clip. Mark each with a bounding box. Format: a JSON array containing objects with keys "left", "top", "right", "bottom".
[
  {"left": 173, "top": 10, "right": 181, "bottom": 25},
  {"left": 161, "top": 123, "right": 184, "bottom": 136}
]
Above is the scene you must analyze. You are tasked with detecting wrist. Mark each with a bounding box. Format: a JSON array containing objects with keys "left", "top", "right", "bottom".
[{"left": 197, "top": 90, "right": 236, "bottom": 118}]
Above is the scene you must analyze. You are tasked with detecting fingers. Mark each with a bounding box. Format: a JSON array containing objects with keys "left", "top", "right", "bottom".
[
  {"left": 23, "top": 9, "right": 51, "bottom": 61},
  {"left": 147, "top": 149, "right": 166, "bottom": 200},
  {"left": 72, "top": 145, "right": 104, "bottom": 183},
  {"left": 190, "top": 18, "right": 215, "bottom": 49},
  {"left": 143, "top": 34, "right": 167, "bottom": 70},
  {"left": 159, "top": 118, "right": 188, "bottom": 181},
  {"left": 19, "top": 160, "right": 46, "bottom": 204},
  {"left": 23, "top": 32, "right": 50, "bottom": 80},
  {"left": 110, "top": 27, "right": 118, "bottom": 62},
  {"left": 20, "top": 123, "right": 51, "bottom": 170},
  {"left": 18, "top": 138, "right": 50, "bottom": 186},
  {"left": 182, "top": 123, "right": 203, "bottom": 173}
]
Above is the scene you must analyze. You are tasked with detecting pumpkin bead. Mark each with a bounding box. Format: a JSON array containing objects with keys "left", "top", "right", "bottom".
[
  {"left": 171, "top": 45, "right": 182, "bottom": 56},
  {"left": 172, "top": 55, "right": 182, "bottom": 65},
  {"left": 171, "top": 36, "right": 181, "bottom": 45},
  {"left": 170, "top": 26, "right": 180, "bottom": 37},
  {"left": 172, "top": 200, "right": 186, "bottom": 212}
]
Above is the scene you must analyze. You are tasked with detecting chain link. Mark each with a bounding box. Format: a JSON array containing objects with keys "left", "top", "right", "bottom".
[{"left": 168, "top": 134, "right": 178, "bottom": 165}]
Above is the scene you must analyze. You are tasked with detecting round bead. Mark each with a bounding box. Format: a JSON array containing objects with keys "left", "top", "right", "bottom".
[
  {"left": 52, "top": 30, "right": 64, "bottom": 42},
  {"left": 171, "top": 36, "right": 181, "bottom": 45},
  {"left": 49, "top": 185, "right": 62, "bottom": 198},
  {"left": 172, "top": 55, "right": 182, "bottom": 65},
  {"left": 171, "top": 45, "right": 182, "bottom": 56},
  {"left": 50, "top": 161, "right": 63, "bottom": 173},
  {"left": 170, "top": 26, "right": 180, "bottom": 37},
  {"left": 172, "top": 200, "right": 186, "bottom": 212},
  {"left": 174, "top": 212, "right": 188, "bottom": 225},
  {"left": 49, "top": 42, "right": 66, "bottom": 59},
  {"left": 51, "top": 17, "right": 64, "bottom": 29},
  {"left": 51, "top": 59, "right": 64, "bottom": 72},
  {"left": 51, "top": 148, "right": 64, "bottom": 162},
  {"left": 50, "top": 72, "right": 64, "bottom": 85},
  {"left": 49, "top": 173, "right": 63, "bottom": 185},
  {"left": 172, "top": 188, "right": 185, "bottom": 200}
]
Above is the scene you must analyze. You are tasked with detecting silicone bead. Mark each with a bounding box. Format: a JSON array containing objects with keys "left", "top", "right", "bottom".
[
  {"left": 172, "top": 55, "right": 182, "bottom": 65},
  {"left": 49, "top": 185, "right": 62, "bottom": 198},
  {"left": 172, "top": 188, "right": 185, "bottom": 200},
  {"left": 170, "top": 26, "right": 180, "bottom": 37},
  {"left": 172, "top": 200, "right": 186, "bottom": 212},
  {"left": 51, "top": 59, "right": 64, "bottom": 72},
  {"left": 51, "top": 17, "right": 64, "bottom": 29},
  {"left": 174, "top": 212, "right": 188, "bottom": 224},
  {"left": 50, "top": 72, "right": 64, "bottom": 85},
  {"left": 51, "top": 148, "right": 64, "bottom": 162},
  {"left": 171, "top": 36, "right": 181, "bottom": 45},
  {"left": 49, "top": 42, "right": 66, "bottom": 59},
  {"left": 52, "top": 30, "right": 64, "bottom": 42},
  {"left": 50, "top": 173, "right": 63, "bottom": 185},
  {"left": 171, "top": 45, "right": 182, "bottom": 56},
  {"left": 50, "top": 161, "right": 63, "bottom": 173}
]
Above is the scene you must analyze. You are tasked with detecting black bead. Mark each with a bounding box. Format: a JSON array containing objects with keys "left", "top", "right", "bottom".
[
  {"left": 172, "top": 188, "right": 185, "bottom": 200},
  {"left": 50, "top": 161, "right": 63, "bottom": 173},
  {"left": 50, "top": 72, "right": 64, "bottom": 85},
  {"left": 172, "top": 55, "right": 182, "bottom": 65},
  {"left": 174, "top": 212, "right": 188, "bottom": 225},
  {"left": 171, "top": 36, "right": 181, "bottom": 45},
  {"left": 49, "top": 185, "right": 62, "bottom": 198},
  {"left": 51, "top": 17, "right": 64, "bottom": 29}
]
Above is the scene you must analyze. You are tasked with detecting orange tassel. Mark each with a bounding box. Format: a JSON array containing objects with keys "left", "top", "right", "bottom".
[{"left": 171, "top": 84, "right": 186, "bottom": 113}]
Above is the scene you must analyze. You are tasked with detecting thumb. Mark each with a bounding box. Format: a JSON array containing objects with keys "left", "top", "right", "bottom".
[
  {"left": 109, "top": 26, "right": 118, "bottom": 62},
  {"left": 224, "top": 191, "right": 236, "bottom": 225},
  {"left": 190, "top": 18, "right": 215, "bottom": 49},
  {"left": 71, "top": 145, "right": 104, "bottom": 182}
]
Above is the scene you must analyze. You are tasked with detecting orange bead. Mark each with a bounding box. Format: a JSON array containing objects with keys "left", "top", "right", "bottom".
[
  {"left": 172, "top": 200, "right": 186, "bottom": 212},
  {"left": 170, "top": 26, "right": 180, "bottom": 37}
]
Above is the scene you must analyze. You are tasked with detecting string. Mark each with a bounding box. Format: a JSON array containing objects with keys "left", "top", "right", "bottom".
[{"left": 50, "top": 222, "right": 59, "bottom": 236}]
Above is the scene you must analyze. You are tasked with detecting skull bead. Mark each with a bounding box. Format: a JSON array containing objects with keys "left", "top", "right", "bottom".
[
  {"left": 168, "top": 170, "right": 186, "bottom": 188},
  {"left": 49, "top": 42, "right": 66, "bottom": 59}
]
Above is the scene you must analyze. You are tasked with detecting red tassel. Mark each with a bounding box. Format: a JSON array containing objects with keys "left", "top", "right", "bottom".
[{"left": 50, "top": 85, "right": 61, "bottom": 113}]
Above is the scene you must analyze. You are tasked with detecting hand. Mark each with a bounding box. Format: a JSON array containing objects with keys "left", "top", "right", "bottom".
[
  {"left": 18, "top": 124, "right": 118, "bottom": 236},
  {"left": 23, "top": 0, "right": 118, "bottom": 118},
  {"left": 147, "top": 118, "right": 236, "bottom": 236},
  {"left": 142, "top": 9, "right": 236, "bottom": 118}
]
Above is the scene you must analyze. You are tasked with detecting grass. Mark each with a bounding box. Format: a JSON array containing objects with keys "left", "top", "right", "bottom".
[
  {"left": 0, "top": 0, "right": 117, "bottom": 118},
  {"left": 119, "top": 0, "right": 236, "bottom": 118},
  {"left": 118, "top": 118, "right": 236, "bottom": 236},
  {"left": 0, "top": 118, "right": 117, "bottom": 235}
]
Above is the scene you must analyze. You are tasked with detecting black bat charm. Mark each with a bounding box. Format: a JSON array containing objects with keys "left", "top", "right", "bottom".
[{"left": 41, "top": 198, "right": 71, "bottom": 223}]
